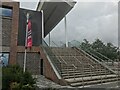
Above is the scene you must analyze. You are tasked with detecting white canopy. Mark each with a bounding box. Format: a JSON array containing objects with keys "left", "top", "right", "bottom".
[{"left": 37, "top": 0, "right": 76, "bottom": 37}]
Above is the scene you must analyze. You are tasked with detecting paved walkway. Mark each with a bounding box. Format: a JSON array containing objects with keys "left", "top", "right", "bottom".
[
  {"left": 33, "top": 75, "right": 120, "bottom": 89},
  {"left": 79, "top": 81, "right": 120, "bottom": 88}
]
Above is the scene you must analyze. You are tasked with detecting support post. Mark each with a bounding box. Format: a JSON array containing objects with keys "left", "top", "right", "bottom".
[{"left": 65, "top": 16, "right": 68, "bottom": 47}]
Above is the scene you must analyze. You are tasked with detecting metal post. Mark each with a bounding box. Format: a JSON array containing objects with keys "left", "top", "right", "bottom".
[
  {"left": 49, "top": 32, "right": 50, "bottom": 47},
  {"left": 41, "top": 10, "right": 44, "bottom": 40},
  {"left": 23, "top": 13, "right": 29, "bottom": 72},
  {"left": 65, "top": 16, "right": 68, "bottom": 47}
]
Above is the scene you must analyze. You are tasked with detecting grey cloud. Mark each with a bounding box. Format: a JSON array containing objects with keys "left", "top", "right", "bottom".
[
  {"left": 45, "top": 2, "right": 118, "bottom": 46},
  {"left": 20, "top": 2, "right": 38, "bottom": 10}
]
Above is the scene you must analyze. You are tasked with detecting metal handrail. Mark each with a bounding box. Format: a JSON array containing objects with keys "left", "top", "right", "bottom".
[
  {"left": 52, "top": 41, "right": 59, "bottom": 47},
  {"left": 51, "top": 47, "right": 75, "bottom": 79},
  {"left": 84, "top": 47, "right": 113, "bottom": 63},
  {"left": 72, "top": 64, "right": 77, "bottom": 69},
  {"left": 73, "top": 47, "right": 95, "bottom": 86},
  {"left": 73, "top": 55, "right": 85, "bottom": 83},
  {"left": 72, "top": 45, "right": 118, "bottom": 86},
  {"left": 60, "top": 41, "right": 66, "bottom": 47},
  {"left": 51, "top": 47, "right": 74, "bottom": 78},
  {"left": 72, "top": 46, "right": 94, "bottom": 85},
  {"left": 73, "top": 47, "right": 101, "bottom": 74},
  {"left": 72, "top": 64, "right": 77, "bottom": 80},
  {"left": 75, "top": 47, "right": 116, "bottom": 74},
  {"left": 59, "top": 56, "right": 67, "bottom": 65},
  {"left": 92, "top": 48, "right": 113, "bottom": 61},
  {"left": 42, "top": 39, "right": 62, "bottom": 76},
  {"left": 84, "top": 50, "right": 105, "bottom": 63},
  {"left": 81, "top": 48, "right": 117, "bottom": 74}
]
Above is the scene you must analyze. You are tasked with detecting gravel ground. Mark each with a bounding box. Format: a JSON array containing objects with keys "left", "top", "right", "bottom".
[{"left": 33, "top": 75, "right": 70, "bottom": 89}]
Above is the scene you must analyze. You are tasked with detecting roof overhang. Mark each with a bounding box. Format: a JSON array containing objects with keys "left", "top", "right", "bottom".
[{"left": 37, "top": 0, "right": 76, "bottom": 37}]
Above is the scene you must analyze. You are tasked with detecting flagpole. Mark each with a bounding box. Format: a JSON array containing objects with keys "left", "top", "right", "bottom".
[{"left": 23, "top": 13, "right": 29, "bottom": 72}]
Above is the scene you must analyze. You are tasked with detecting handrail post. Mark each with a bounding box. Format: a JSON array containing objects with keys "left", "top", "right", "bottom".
[
  {"left": 90, "top": 64, "right": 93, "bottom": 80},
  {"left": 100, "top": 65, "right": 102, "bottom": 84},
  {"left": 105, "top": 68, "right": 107, "bottom": 79},
  {"left": 60, "top": 61, "right": 62, "bottom": 75},
  {"left": 67, "top": 65, "right": 69, "bottom": 79},
  {"left": 74, "top": 66, "right": 75, "bottom": 80},
  {"left": 72, "top": 64, "right": 77, "bottom": 80},
  {"left": 82, "top": 63, "right": 84, "bottom": 87}
]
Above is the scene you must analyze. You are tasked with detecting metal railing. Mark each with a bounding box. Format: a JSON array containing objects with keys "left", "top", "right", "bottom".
[
  {"left": 51, "top": 41, "right": 59, "bottom": 47},
  {"left": 80, "top": 47, "right": 119, "bottom": 74},
  {"left": 68, "top": 43, "right": 119, "bottom": 86},
  {"left": 41, "top": 39, "right": 62, "bottom": 76},
  {"left": 83, "top": 48, "right": 113, "bottom": 63}
]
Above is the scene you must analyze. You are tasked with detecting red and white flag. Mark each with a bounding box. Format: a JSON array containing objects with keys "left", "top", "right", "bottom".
[{"left": 27, "top": 20, "right": 32, "bottom": 48}]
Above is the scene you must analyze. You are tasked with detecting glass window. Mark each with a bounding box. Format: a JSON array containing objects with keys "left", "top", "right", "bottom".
[
  {"left": 0, "top": 7, "right": 12, "bottom": 17},
  {"left": 0, "top": 53, "right": 9, "bottom": 67}
]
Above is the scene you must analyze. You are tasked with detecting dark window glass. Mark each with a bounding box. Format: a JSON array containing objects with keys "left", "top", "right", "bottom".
[
  {"left": 18, "top": 8, "right": 42, "bottom": 46},
  {"left": 0, "top": 7, "right": 12, "bottom": 17},
  {"left": 0, "top": 53, "right": 9, "bottom": 67}
]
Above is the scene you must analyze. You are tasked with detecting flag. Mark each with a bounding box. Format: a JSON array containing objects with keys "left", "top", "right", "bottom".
[{"left": 27, "top": 20, "right": 32, "bottom": 48}]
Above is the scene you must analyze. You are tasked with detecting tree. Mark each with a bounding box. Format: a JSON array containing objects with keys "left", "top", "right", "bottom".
[
  {"left": 80, "top": 38, "right": 118, "bottom": 61},
  {"left": 105, "top": 42, "right": 117, "bottom": 60},
  {"left": 80, "top": 39, "right": 91, "bottom": 50},
  {"left": 92, "top": 39, "right": 105, "bottom": 52}
]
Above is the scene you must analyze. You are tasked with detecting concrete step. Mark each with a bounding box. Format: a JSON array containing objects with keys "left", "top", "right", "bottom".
[
  {"left": 63, "top": 73, "right": 99, "bottom": 79},
  {"left": 62, "top": 70, "right": 109, "bottom": 75},
  {"left": 61, "top": 70, "right": 93, "bottom": 75},
  {"left": 61, "top": 69, "right": 110, "bottom": 76},
  {"left": 62, "top": 67, "right": 95, "bottom": 71},
  {"left": 62, "top": 68, "right": 92, "bottom": 72},
  {"left": 51, "top": 47, "right": 117, "bottom": 87},
  {"left": 62, "top": 72, "right": 112, "bottom": 79},
  {"left": 70, "top": 77, "right": 118, "bottom": 87},
  {"left": 62, "top": 70, "right": 80, "bottom": 74},
  {"left": 62, "top": 71, "right": 96, "bottom": 76},
  {"left": 61, "top": 65, "right": 106, "bottom": 71},
  {"left": 65, "top": 74, "right": 117, "bottom": 83},
  {"left": 63, "top": 70, "right": 96, "bottom": 73}
]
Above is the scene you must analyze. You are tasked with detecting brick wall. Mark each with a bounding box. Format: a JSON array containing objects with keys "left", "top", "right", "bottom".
[
  {"left": 2, "top": 17, "right": 12, "bottom": 46},
  {"left": 17, "top": 52, "right": 41, "bottom": 75}
]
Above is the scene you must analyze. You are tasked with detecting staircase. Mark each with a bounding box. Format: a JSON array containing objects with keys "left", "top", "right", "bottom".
[
  {"left": 82, "top": 47, "right": 120, "bottom": 73},
  {"left": 50, "top": 47, "right": 118, "bottom": 87}
]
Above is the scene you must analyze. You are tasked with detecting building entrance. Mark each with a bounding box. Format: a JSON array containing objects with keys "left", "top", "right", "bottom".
[{"left": 40, "top": 59, "right": 43, "bottom": 75}]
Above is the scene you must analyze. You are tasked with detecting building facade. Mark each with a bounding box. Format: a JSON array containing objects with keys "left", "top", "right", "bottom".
[
  {"left": 1, "top": 2, "right": 42, "bottom": 75},
  {"left": 1, "top": 1, "right": 76, "bottom": 85}
]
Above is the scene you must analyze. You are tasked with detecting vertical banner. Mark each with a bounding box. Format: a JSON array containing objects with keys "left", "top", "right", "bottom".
[{"left": 27, "top": 20, "right": 32, "bottom": 48}]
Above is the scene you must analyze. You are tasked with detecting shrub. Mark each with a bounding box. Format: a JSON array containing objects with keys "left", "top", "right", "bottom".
[
  {"left": 2, "top": 65, "right": 36, "bottom": 90},
  {"left": 10, "top": 82, "right": 20, "bottom": 90},
  {"left": 21, "top": 84, "right": 35, "bottom": 90}
]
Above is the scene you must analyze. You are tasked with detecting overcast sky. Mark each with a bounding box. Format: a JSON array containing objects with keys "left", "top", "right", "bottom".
[{"left": 19, "top": 0, "right": 118, "bottom": 47}]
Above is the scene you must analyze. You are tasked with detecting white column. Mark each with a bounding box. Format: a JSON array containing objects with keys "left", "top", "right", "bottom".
[
  {"left": 65, "top": 16, "right": 68, "bottom": 47},
  {"left": 41, "top": 10, "right": 44, "bottom": 39}
]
